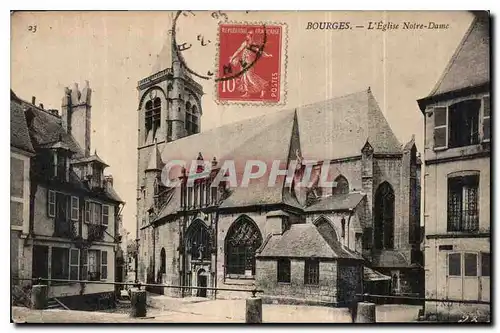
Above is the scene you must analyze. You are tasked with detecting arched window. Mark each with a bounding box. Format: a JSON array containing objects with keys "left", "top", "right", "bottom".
[
  {"left": 333, "top": 175, "right": 349, "bottom": 195},
  {"left": 374, "top": 182, "right": 395, "bottom": 249},
  {"left": 186, "top": 220, "right": 211, "bottom": 261},
  {"left": 160, "top": 248, "right": 166, "bottom": 274},
  {"left": 225, "top": 216, "right": 262, "bottom": 276},
  {"left": 145, "top": 96, "right": 161, "bottom": 137}
]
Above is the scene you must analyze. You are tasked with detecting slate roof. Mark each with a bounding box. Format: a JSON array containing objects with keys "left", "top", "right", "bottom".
[
  {"left": 258, "top": 223, "right": 363, "bottom": 260},
  {"left": 419, "top": 12, "right": 490, "bottom": 105},
  {"left": 25, "top": 101, "right": 84, "bottom": 158},
  {"left": 295, "top": 88, "right": 402, "bottom": 161},
  {"left": 153, "top": 88, "right": 402, "bottom": 219},
  {"left": 305, "top": 192, "right": 366, "bottom": 212},
  {"left": 10, "top": 100, "right": 35, "bottom": 153}
]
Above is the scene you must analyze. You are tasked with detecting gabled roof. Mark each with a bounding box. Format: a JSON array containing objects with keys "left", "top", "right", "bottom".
[
  {"left": 10, "top": 100, "right": 35, "bottom": 153},
  {"left": 305, "top": 192, "right": 366, "bottom": 212},
  {"left": 418, "top": 12, "right": 490, "bottom": 109},
  {"left": 151, "top": 88, "right": 404, "bottom": 220},
  {"left": 296, "top": 88, "right": 402, "bottom": 160},
  {"left": 257, "top": 223, "right": 362, "bottom": 260}
]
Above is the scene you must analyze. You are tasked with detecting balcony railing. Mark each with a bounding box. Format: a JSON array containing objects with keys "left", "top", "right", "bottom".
[{"left": 88, "top": 224, "right": 107, "bottom": 242}]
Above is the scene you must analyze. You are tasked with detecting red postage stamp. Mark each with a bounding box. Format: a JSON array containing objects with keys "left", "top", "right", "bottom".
[{"left": 217, "top": 23, "right": 283, "bottom": 103}]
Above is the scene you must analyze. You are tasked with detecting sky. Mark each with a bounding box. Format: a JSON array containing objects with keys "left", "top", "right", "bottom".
[{"left": 11, "top": 11, "right": 474, "bottom": 235}]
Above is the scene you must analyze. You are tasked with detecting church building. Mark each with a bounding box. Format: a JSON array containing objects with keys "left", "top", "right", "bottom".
[{"left": 136, "top": 35, "right": 423, "bottom": 306}]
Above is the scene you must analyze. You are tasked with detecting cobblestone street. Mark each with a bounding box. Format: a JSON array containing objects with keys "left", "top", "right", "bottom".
[{"left": 12, "top": 298, "right": 422, "bottom": 323}]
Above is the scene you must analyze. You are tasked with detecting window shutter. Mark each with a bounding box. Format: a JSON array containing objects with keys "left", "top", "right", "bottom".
[
  {"left": 81, "top": 249, "right": 88, "bottom": 280},
  {"left": 85, "top": 201, "right": 91, "bottom": 223},
  {"left": 482, "top": 96, "right": 490, "bottom": 142},
  {"left": 101, "top": 251, "right": 108, "bottom": 280},
  {"left": 47, "top": 190, "right": 56, "bottom": 217},
  {"left": 434, "top": 107, "right": 448, "bottom": 149},
  {"left": 71, "top": 196, "right": 79, "bottom": 221},
  {"left": 69, "top": 248, "right": 79, "bottom": 280},
  {"left": 102, "top": 205, "right": 109, "bottom": 226}
]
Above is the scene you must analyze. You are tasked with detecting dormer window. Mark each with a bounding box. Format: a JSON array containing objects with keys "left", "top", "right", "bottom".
[
  {"left": 92, "top": 163, "right": 102, "bottom": 187},
  {"left": 50, "top": 146, "right": 72, "bottom": 182}
]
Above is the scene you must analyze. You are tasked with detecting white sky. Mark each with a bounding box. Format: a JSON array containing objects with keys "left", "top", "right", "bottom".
[{"left": 11, "top": 11, "right": 474, "bottom": 235}]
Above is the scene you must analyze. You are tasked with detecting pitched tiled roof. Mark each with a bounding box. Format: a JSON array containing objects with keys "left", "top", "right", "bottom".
[
  {"left": 25, "top": 102, "right": 84, "bottom": 158},
  {"left": 153, "top": 88, "right": 402, "bottom": 219},
  {"left": 305, "top": 192, "right": 366, "bottom": 212},
  {"left": 296, "top": 88, "right": 402, "bottom": 161},
  {"left": 258, "top": 223, "right": 362, "bottom": 260},
  {"left": 423, "top": 13, "right": 490, "bottom": 99},
  {"left": 10, "top": 101, "right": 35, "bottom": 153}
]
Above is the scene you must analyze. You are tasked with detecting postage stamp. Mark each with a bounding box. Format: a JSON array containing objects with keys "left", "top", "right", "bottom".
[{"left": 216, "top": 23, "right": 287, "bottom": 104}]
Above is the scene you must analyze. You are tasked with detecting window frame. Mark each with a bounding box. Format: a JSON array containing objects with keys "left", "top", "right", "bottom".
[
  {"left": 304, "top": 259, "right": 320, "bottom": 286},
  {"left": 447, "top": 173, "right": 480, "bottom": 233},
  {"left": 277, "top": 258, "right": 291, "bottom": 283},
  {"left": 48, "top": 190, "right": 56, "bottom": 217}
]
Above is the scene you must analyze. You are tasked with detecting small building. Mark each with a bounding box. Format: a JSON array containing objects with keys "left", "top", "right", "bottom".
[
  {"left": 256, "top": 221, "right": 363, "bottom": 306},
  {"left": 417, "top": 12, "right": 490, "bottom": 321}
]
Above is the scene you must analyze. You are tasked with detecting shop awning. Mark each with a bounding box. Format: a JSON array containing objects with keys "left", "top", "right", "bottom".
[{"left": 363, "top": 266, "right": 391, "bottom": 282}]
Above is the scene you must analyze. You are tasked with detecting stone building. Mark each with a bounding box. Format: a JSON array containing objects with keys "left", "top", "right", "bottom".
[
  {"left": 417, "top": 12, "right": 490, "bottom": 320},
  {"left": 10, "top": 83, "right": 124, "bottom": 309},
  {"left": 136, "top": 35, "right": 423, "bottom": 306}
]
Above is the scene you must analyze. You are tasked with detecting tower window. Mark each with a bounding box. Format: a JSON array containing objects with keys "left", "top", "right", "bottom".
[
  {"left": 186, "top": 104, "right": 199, "bottom": 135},
  {"left": 145, "top": 97, "right": 161, "bottom": 138}
]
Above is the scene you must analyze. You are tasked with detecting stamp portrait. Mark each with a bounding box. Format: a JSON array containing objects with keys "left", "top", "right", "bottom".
[{"left": 217, "top": 23, "right": 284, "bottom": 103}]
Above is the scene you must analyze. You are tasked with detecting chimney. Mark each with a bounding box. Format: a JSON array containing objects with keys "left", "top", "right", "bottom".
[
  {"left": 31, "top": 96, "right": 36, "bottom": 105},
  {"left": 39, "top": 103, "right": 44, "bottom": 109},
  {"left": 62, "top": 81, "right": 92, "bottom": 156},
  {"left": 104, "top": 175, "right": 114, "bottom": 187}
]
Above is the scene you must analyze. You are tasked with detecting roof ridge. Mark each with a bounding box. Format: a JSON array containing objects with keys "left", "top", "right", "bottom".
[{"left": 295, "top": 87, "right": 371, "bottom": 110}]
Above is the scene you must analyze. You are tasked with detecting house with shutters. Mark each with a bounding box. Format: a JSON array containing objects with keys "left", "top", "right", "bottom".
[
  {"left": 135, "top": 32, "right": 423, "bottom": 306},
  {"left": 417, "top": 12, "right": 490, "bottom": 321},
  {"left": 10, "top": 83, "right": 124, "bottom": 310}
]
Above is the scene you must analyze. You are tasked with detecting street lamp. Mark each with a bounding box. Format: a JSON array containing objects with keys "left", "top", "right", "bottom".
[{"left": 135, "top": 237, "right": 140, "bottom": 284}]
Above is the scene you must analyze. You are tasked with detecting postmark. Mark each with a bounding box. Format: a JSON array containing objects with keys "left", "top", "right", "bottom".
[{"left": 216, "top": 23, "right": 286, "bottom": 104}]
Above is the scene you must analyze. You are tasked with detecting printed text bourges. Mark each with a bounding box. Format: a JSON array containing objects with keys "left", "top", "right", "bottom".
[{"left": 306, "top": 21, "right": 449, "bottom": 31}]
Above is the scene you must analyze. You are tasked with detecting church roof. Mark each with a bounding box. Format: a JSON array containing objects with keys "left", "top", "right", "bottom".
[
  {"left": 296, "top": 88, "right": 402, "bottom": 160},
  {"left": 418, "top": 12, "right": 490, "bottom": 108},
  {"left": 10, "top": 100, "right": 35, "bottom": 154},
  {"left": 152, "top": 88, "right": 403, "bottom": 218},
  {"left": 305, "top": 192, "right": 366, "bottom": 212},
  {"left": 257, "top": 223, "right": 362, "bottom": 260}
]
